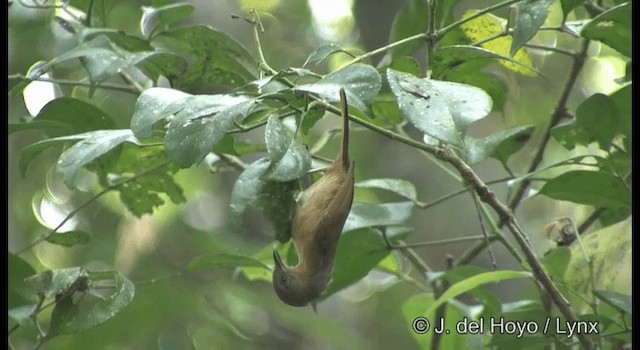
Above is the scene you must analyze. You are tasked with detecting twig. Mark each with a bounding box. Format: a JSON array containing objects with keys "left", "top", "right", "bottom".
[
  {"left": 437, "top": 0, "right": 521, "bottom": 39},
  {"left": 16, "top": 161, "right": 170, "bottom": 254},
  {"left": 8, "top": 74, "right": 139, "bottom": 94}
]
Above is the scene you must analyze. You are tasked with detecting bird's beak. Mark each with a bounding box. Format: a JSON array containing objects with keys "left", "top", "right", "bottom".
[{"left": 273, "top": 247, "right": 284, "bottom": 270}]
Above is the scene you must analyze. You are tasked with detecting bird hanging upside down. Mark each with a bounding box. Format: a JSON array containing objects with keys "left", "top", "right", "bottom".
[{"left": 272, "top": 88, "right": 355, "bottom": 307}]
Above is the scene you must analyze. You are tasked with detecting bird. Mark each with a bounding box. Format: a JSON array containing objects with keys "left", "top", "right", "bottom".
[{"left": 272, "top": 88, "right": 355, "bottom": 307}]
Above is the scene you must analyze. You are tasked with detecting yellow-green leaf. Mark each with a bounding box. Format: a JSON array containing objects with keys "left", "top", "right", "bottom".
[{"left": 460, "top": 10, "right": 535, "bottom": 76}]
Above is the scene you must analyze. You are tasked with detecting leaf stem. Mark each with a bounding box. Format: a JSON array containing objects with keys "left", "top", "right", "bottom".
[
  {"left": 415, "top": 177, "right": 512, "bottom": 209},
  {"left": 340, "top": 33, "right": 428, "bottom": 68}
]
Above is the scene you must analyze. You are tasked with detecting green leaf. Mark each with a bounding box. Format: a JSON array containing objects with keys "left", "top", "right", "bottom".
[
  {"left": 389, "top": 56, "right": 421, "bottom": 77},
  {"left": 561, "top": 0, "right": 587, "bottom": 18},
  {"left": 388, "top": 0, "right": 428, "bottom": 59},
  {"left": 9, "top": 80, "right": 29, "bottom": 104},
  {"left": 140, "top": 3, "right": 195, "bottom": 38},
  {"left": 45, "top": 230, "right": 91, "bottom": 247},
  {"left": 424, "top": 271, "right": 531, "bottom": 317},
  {"left": 387, "top": 68, "right": 492, "bottom": 146},
  {"left": 581, "top": 2, "right": 631, "bottom": 57},
  {"left": 303, "top": 44, "right": 351, "bottom": 67},
  {"left": 165, "top": 95, "right": 256, "bottom": 167},
  {"left": 431, "top": 45, "right": 540, "bottom": 80},
  {"left": 433, "top": 265, "right": 502, "bottom": 320},
  {"left": 187, "top": 253, "right": 270, "bottom": 271},
  {"left": 10, "top": 97, "right": 116, "bottom": 137},
  {"left": 229, "top": 158, "right": 296, "bottom": 243},
  {"left": 465, "top": 125, "right": 535, "bottom": 164},
  {"left": 563, "top": 218, "right": 631, "bottom": 311},
  {"left": 8, "top": 305, "right": 37, "bottom": 327},
  {"left": 300, "top": 107, "right": 325, "bottom": 135},
  {"left": 263, "top": 116, "right": 312, "bottom": 181},
  {"left": 241, "top": 243, "right": 295, "bottom": 282},
  {"left": 343, "top": 201, "right": 415, "bottom": 232},
  {"left": 552, "top": 92, "right": 624, "bottom": 150},
  {"left": 25, "top": 267, "right": 87, "bottom": 300},
  {"left": 355, "top": 178, "right": 417, "bottom": 201},
  {"left": 401, "top": 293, "right": 467, "bottom": 349},
  {"left": 599, "top": 206, "right": 631, "bottom": 227},
  {"left": 131, "top": 87, "right": 192, "bottom": 139},
  {"left": 539, "top": 170, "right": 630, "bottom": 208},
  {"left": 106, "top": 145, "right": 185, "bottom": 216},
  {"left": 46, "top": 270, "right": 135, "bottom": 337},
  {"left": 42, "top": 35, "right": 163, "bottom": 94},
  {"left": 511, "top": 0, "right": 555, "bottom": 57},
  {"left": 593, "top": 290, "right": 631, "bottom": 315},
  {"left": 577, "top": 93, "right": 619, "bottom": 148},
  {"left": 103, "top": 32, "right": 187, "bottom": 83},
  {"left": 610, "top": 84, "right": 631, "bottom": 140},
  {"left": 295, "top": 64, "right": 382, "bottom": 113},
  {"left": 9, "top": 253, "right": 37, "bottom": 308},
  {"left": 541, "top": 247, "right": 571, "bottom": 281},
  {"left": 56, "top": 129, "right": 140, "bottom": 188},
  {"left": 19, "top": 134, "right": 89, "bottom": 177},
  {"left": 460, "top": 10, "right": 536, "bottom": 76},
  {"left": 154, "top": 25, "right": 257, "bottom": 88},
  {"left": 211, "top": 134, "right": 264, "bottom": 156},
  {"left": 320, "top": 228, "right": 389, "bottom": 299}
]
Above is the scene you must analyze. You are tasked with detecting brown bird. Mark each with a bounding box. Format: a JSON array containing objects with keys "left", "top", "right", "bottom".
[{"left": 272, "top": 88, "right": 355, "bottom": 307}]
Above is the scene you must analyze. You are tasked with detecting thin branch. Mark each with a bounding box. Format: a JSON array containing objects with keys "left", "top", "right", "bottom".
[
  {"left": 415, "top": 177, "right": 512, "bottom": 209},
  {"left": 214, "top": 153, "right": 247, "bottom": 171},
  {"left": 437, "top": 0, "right": 521, "bottom": 39},
  {"left": 524, "top": 44, "right": 577, "bottom": 57},
  {"left": 577, "top": 207, "right": 606, "bottom": 234},
  {"left": 16, "top": 161, "right": 171, "bottom": 254},
  {"left": 8, "top": 74, "right": 139, "bottom": 94},
  {"left": 472, "top": 29, "right": 511, "bottom": 47},
  {"left": 389, "top": 234, "right": 498, "bottom": 249},
  {"left": 471, "top": 193, "right": 497, "bottom": 269},
  {"left": 341, "top": 33, "right": 428, "bottom": 69}
]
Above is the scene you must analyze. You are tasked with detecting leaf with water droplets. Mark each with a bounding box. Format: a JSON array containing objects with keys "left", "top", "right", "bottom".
[
  {"left": 41, "top": 35, "right": 174, "bottom": 95},
  {"left": 154, "top": 25, "right": 257, "bottom": 89},
  {"left": 465, "top": 125, "right": 535, "bottom": 164},
  {"left": 45, "top": 270, "right": 135, "bottom": 338},
  {"left": 229, "top": 158, "right": 297, "bottom": 243},
  {"left": 131, "top": 87, "right": 192, "bottom": 139},
  {"left": 355, "top": 178, "right": 418, "bottom": 201},
  {"left": 387, "top": 69, "right": 492, "bottom": 147},
  {"left": 165, "top": 95, "right": 256, "bottom": 167},
  {"left": 303, "top": 43, "right": 352, "bottom": 67},
  {"left": 56, "top": 129, "right": 140, "bottom": 188},
  {"left": 295, "top": 64, "right": 381, "bottom": 113},
  {"left": 510, "top": 0, "right": 555, "bottom": 57},
  {"left": 263, "top": 116, "right": 311, "bottom": 181},
  {"left": 343, "top": 201, "right": 415, "bottom": 232},
  {"left": 140, "top": 3, "right": 194, "bottom": 38}
]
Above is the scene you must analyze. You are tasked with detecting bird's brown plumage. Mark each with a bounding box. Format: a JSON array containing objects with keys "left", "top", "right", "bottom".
[{"left": 272, "top": 88, "right": 355, "bottom": 307}]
